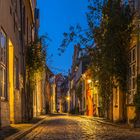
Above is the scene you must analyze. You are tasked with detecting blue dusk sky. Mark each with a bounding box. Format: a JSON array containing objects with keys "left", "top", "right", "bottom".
[{"left": 37, "top": 0, "right": 88, "bottom": 75}]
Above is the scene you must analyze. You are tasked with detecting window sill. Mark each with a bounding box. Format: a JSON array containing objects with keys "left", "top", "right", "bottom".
[{"left": 114, "top": 105, "right": 118, "bottom": 108}]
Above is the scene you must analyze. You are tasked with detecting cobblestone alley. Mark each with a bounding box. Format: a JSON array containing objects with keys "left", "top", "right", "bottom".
[{"left": 21, "top": 114, "right": 140, "bottom": 140}]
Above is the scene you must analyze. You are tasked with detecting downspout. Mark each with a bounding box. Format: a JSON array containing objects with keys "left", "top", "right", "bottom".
[
  {"left": 20, "top": 0, "right": 27, "bottom": 121},
  {"left": 137, "top": 19, "right": 140, "bottom": 78},
  {"left": 0, "top": 97, "right": 2, "bottom": 128}
]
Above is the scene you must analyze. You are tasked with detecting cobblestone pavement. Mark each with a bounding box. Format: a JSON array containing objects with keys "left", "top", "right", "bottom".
[{"left": 21, "top": 114, "right": 140, "bottom": 140}]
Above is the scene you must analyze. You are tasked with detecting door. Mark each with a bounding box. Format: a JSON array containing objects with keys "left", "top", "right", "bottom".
[{"left": 9, "top": 40, "right": 14, "bottom": 123}]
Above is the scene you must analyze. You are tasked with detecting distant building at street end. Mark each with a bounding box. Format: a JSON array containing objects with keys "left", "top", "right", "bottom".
[{"left": 55, "top": 74, "right": 65, "bottom": 113}]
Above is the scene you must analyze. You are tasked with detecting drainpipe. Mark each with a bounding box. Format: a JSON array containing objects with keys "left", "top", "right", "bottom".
[
  {"left": 0, "top": 0, "right": 1, "bottom": 130},
  {"left": 0, "top": 97, "right": 1, "bottom": 128},
  {"left": 137, "top": 20, "right": 140, "bottom": 77},
  {"left": 19, "top": 0, "right": 26, "bottom": 122}
]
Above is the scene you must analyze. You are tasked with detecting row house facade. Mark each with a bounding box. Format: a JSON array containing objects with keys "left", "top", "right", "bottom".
[
  {"left": 69, "top": 45, "right": 81, "bottom": 112},
  {"left": 126, "top": 0, "right": 140, "bottom": 123},
  {"left": 50, "top": 75, "right": 57, "bottom": 113},
  {"left": 33, "top": 71, "right": 47, "bottom": 117},
  {"left": 60, "top": 76, "right": 69, "bottom": 112},
  {"left": 44, "top": 66, "right": 53, "bottom": 114},
  {"left": 68, "top": 45, "right": 100, "bottom": 116},
  {"left": 95, "top": 0, "right": 140, "bottom": 123},
  {"left": 48, "top": 73, "right": 69, "bottom": 114},
  {"left": 82, "top": 69, "right": 100, "bottom": 117},
  {"left": 69, "top": 45, "right": 122, "bottom": 120},
  {"left": 0, "top": 0, "right": 37, "bottom": 127},
  {"left": 67, "top": 0, "right": 140, "bottom": 125},
  {"left": 20, "top": 0, "right": 37, "bottom": 122},
  {"left": 111, "top": 0, "right": 140, "bottom": 124}
]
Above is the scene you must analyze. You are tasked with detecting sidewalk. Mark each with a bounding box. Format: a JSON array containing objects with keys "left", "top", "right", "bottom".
[
  {"left": 0, "top": 115, "right": 46, "bottom": 140},
  {"left": 81, "top": 116, "right": 140, "bottom": 132},
  {"left": 80, "top": 115, "right": 130, "bottom": 129}
]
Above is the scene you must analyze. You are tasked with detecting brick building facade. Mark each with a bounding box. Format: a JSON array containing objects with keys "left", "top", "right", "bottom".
[{"left": 0, "top": 0, "right": 36, "bottom": 127}]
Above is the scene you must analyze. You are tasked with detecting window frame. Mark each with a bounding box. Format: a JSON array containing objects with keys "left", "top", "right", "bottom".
[{"left": 0, "top": 28, "right": 7, "bottom": 100}]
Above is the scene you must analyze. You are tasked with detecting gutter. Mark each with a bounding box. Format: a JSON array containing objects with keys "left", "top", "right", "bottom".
[{"left": 29, "top": 0, "right": 35, "bottom": 23}]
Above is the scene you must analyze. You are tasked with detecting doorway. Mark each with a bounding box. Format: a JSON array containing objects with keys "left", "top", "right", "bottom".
[{"left": 9, "top": 40, "right": 14, "bottom": 123}]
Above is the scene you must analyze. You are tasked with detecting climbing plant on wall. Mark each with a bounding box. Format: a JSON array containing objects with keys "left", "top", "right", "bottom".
[
  {"left": 25, "top": 37, "right": 47, "bottom": 120},
  {"left": 26, "top": 37, "right": 47, "bottom": 84},
  {"left": 60, "top": 0, "right": 134, "bottom": 118}
]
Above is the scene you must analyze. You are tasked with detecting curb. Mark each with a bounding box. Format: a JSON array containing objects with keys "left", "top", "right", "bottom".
[{"left": 5, "top": 117, "right": 47, "bottom": 140}]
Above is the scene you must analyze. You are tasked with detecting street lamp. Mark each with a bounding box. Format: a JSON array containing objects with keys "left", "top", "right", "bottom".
[
  {"left": 87, "top": 79, "right": 92, "bottom": 84},
  {"left": 66, "top": 96, "right": 70, "bottom": 101}
]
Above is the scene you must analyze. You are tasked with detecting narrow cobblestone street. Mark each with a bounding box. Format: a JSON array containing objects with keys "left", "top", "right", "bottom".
[{"left": 20, "top": 114, "right": 140, "bottom": 140}]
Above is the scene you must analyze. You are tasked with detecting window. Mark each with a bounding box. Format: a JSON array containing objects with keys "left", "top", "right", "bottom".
[
  {"left": 128, "top": 52, "right": 131, "bottom": 63},
  {"left": 129, "top": 47, "right": 136, "bottom": 63},
  {"left": 132, "top": 48, "right": 136, "bottom": 61},
  {"left": 0, "top": 29, "right": 7, "bottom": 98},
  {"left": 14, "top": 57, "right": 19, "bottom": 89},
  {"left": 132, "top": 64, "right": 136, "bottom": 76},
  {"left": 0, "top": 66, "right": 6, "bottom": 98},
  {"left": 132, "top": 77, "right": 135, "bottom": 89},
  {"left": 129, "top": 67, "right": 131, "bottom": 76},
  {"left": 128, "top": 78, "right": 131, "bottom": 90}
]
